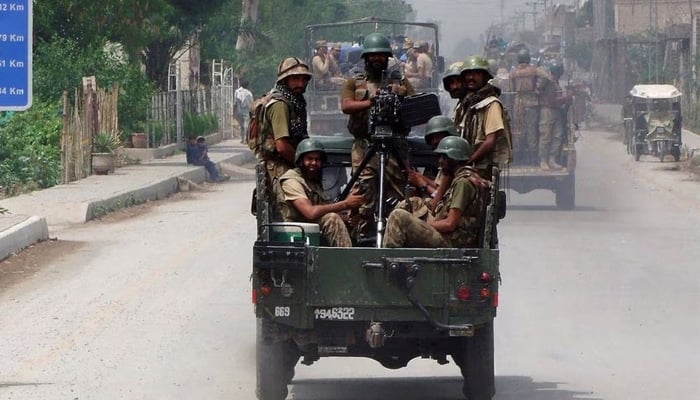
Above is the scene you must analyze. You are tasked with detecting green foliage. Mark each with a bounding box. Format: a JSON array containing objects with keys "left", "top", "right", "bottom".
[
  {"left": 183, "top": 112, "right": 219, "bottom": 136},
  {"left": 0, "top": 103, "right": 62, "bottom": 195},
  {"left": 200, "top": 0, "right": 413, "bottom": 96},
  {"left": 93, "top": 132, "right": 121, "bottom": 153},
  {"left": 33, "top": 37, "right": 155, "bottom": 135}
]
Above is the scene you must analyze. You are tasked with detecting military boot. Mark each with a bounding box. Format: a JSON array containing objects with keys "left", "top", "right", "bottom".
[{"left": 548, "top": 156, "right": 564, "bottom": 170}]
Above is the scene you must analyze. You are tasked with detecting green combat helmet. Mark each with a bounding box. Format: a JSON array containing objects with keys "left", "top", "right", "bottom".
[
  {"left": 516, "top": 48, "right": 531, "bottom": 64},
  {"left": 548, "top": 60, "right": 564, "bottom": 77},
  {"left": 441, "top": 61, "right": 463, "bottom": 90},
  {"left": 295, "top": 138, "right": 326, "bottom": 164},
  {"left": 460, "top": 55, "right": 494, "bottom": 80},
  {"left": 424, "top": 115, "right": 457, "bottom": 144},
  {"left": 361, "top": 33, "right": 393, "bottom": 58},
  {"left": 434, "top": 136, "right": 473, "bottom": 161}
]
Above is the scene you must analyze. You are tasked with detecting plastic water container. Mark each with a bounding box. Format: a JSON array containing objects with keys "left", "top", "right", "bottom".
[{"left": 269, "top": 222, "right": 320, "bottom": 246}]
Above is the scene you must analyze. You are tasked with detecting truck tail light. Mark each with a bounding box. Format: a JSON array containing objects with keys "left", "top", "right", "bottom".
[
  {"left": 456, "top": 284, "right": 471, "bottom": 301},
  {"left": 479, "top": 272, "right": 492, "bottom": 283},
  {"left": 261, "top": 285, "right": 273, "bottom": 297},
  {"left": 252, "top": 288, "right": 258, "bottom": 303},
  {"left": 493, "top": 292, "right": 499, "bottom": 307},
  {"left": 480, "top": 287, "right": 490, "bottom": 299}
]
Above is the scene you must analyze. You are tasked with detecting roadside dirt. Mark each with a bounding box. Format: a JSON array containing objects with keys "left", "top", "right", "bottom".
[
  {"left": 0, "top": 239, "right": 84, "bottom": 291},
  {"left": 0, "top": 166, "right": 255, "bottom": 290}
]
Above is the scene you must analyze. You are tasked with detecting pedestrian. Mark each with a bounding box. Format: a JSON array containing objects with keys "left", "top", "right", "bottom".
[
  {"left": 186, "top": 135, "right": 198, "bottom": 165},
  {"left": 194, "top": 136, "right": 229, "bottom": 182},
  {"left": 234, "top": 79, "right": 254, "bottom": 144},
  {"left": 278, "top": 139, "right": 364, "bottom": 247}
]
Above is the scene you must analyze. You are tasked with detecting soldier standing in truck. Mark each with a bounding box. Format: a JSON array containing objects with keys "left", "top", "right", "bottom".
[
  {"left": 258, "top": 57, "right": 312, "bottom": 208},
  {"left": 538, "top": 60, "right": 572, "bottom": 170},
  {"left": 456, "top": 56, "right": 512, "bottom": 179},
  {"left": 340, "top": 33, "right": 414, "bottom": 231},
  {"left": 508, "top": 48, "right": 549, "bottom": 165}
]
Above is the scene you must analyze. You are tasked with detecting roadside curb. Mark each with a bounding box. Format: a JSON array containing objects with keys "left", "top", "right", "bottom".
[
  {"left": 0, "top": 216, "right": 49, "bottom": 261},
  {"left": 83, "top": 152, "right": 254, "bottom": 222},
  {"left": 0, "top": 146, "right": 255, "bottom": 259}
]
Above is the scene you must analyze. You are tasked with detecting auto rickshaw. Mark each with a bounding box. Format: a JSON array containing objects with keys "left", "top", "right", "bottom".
[{"left": 623, "top": 84, "right": 682, "bottom": 162}]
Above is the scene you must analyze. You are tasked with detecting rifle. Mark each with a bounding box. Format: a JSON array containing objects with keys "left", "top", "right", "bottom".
[{"left": 481, "top": 166, "right": 500, "bottom": 250}]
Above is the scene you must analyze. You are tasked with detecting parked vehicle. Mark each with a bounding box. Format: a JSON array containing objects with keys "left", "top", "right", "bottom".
[{"left": 622, "top": 84, "right": 682, "bottom": 162}]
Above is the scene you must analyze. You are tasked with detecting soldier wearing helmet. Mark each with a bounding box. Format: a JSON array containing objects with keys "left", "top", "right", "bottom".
[
  {"left": 457, "top": 55, "right": 513, "bottom": 178},
  {"left": 383, "top": 136, "right": 485, "bottom": 248},
  {"left": 340, "top": 32, "right": 415, "bottom": 232},
  {"left": 538, "top": 60, "right": 572, "bottom": 170},
  {"left": 508, "top": 47, "right": 550, "bottom": 164},
  {"left": 404, "top": 41, "right": 433, "bottom": 89},
  {"left": 258, "top": 57, "right": 313, "bottom": 208},
  {"left": 278, "top": 139, "right": 364, "bottom": 247}
]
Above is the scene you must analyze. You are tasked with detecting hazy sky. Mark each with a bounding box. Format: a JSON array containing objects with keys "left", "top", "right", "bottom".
[{"left": 406, "top": 0, "right": 576, "bottom": 60}]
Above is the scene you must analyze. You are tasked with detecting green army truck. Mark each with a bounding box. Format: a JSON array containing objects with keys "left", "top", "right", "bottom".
[
  {"left": 498, "top": 90, "right": 577, "bottom": 210},
  {"left": 250, "top": 136, "right": 501, "bottom": 400},
  {"left": 303, "top": 17, "right": 445, "bottom": 136}
]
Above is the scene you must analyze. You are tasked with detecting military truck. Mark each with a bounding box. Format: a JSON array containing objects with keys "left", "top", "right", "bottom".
[
  {"left": 303, "top": 17, "right": 445, "bottom": 136},
  {"left": 250, "top": 134, "right": 501, "bottom": 400},
  {"left": 498, "top": 88, "right": 577, "bottom": 210}
]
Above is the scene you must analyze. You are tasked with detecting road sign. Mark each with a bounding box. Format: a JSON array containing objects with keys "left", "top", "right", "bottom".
[{"left": 0, "top": 0, "right": 32, "bottom": 111}]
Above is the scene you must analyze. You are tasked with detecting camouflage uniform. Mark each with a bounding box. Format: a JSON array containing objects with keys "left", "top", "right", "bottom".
[
  {"left": 383, "top": 166, "right": 484, "bottom": 248},
  {"left": 508, "top": 63, "right": 549, "bottom": 163},
  {"left": 538, "top": 77, "right": 566, "bottom": 167},
  {"left": 278, "top": 168, "right": 352, "bottom": 247}
]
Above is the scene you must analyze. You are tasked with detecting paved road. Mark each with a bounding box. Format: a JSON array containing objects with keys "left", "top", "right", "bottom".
[{"left": 0, "top": 128, "right": 698, "bottom": 399}]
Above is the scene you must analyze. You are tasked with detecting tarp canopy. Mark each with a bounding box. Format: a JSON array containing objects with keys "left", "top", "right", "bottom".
[{"left": 629, "top": 84, "right": 682, "bottom": 100}]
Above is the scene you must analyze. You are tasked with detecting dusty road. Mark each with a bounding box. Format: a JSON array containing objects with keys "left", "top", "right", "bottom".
[{"left": 0, "top": 128, "right": 698, "bottom": 400}]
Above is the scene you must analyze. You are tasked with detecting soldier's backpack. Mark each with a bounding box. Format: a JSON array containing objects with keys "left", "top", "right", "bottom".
[{"left": 247, "top": 90, "right": 285, "bottom": 154}]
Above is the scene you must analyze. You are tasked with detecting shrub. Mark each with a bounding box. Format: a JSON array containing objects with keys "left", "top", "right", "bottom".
[{"left": 0, "top": 102, "right": 62, "bottom": 195}]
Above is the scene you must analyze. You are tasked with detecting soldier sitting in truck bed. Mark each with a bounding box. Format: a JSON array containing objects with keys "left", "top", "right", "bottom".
[
  {"left": 383, "top": 136, "right": 485, "bottom": 248},
  {"left": 278, "top": 139, "right": 364, "bottom": 247}
]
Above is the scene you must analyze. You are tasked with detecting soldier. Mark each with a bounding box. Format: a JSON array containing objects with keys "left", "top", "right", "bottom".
[
  {"left": 341, "top": 32, "right": 415, "bottom": 231},
  {"left": 442, "top": 62, "right": 467, "bottom": 119},
  {"left": 404, "top": 41, "right": 433, "bottom": 89},
  {"left": 508, "top": 48, "right": 549, "bottom": 164},
  {"left": 311, "top": 40, "right": 331, "bottom": 86},
  {"left": 258, "top": 57, "right": 312, "bottom": 205},
  {"left": 278, "top": 139, "right": 364, "bottom": 247},
  {"left": 457, "top": 56, "right": 513, "bottom": 178},
  {"left": 408, "top": 115, "right": 458, "bottom": 198},
  {"left": 383, "top": 136, "right": 485, "bottom": 248},
  {"left": 538, "top": 60, "right": 572, "bottom": 170}
]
